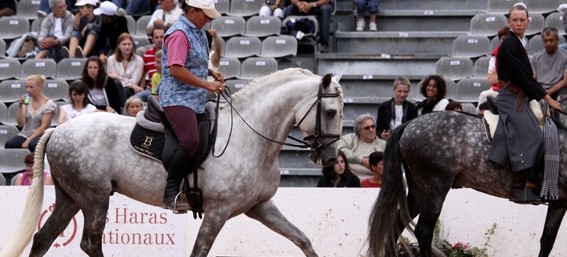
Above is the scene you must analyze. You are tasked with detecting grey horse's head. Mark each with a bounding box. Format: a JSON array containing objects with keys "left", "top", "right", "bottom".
[{"left": 296, "top": 73, "right": 344, "bottom": 167}]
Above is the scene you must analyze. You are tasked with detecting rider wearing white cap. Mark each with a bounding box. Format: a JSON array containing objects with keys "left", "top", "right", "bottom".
[{"left": 158, "top": 0, "right": 223, "bottom": 212}]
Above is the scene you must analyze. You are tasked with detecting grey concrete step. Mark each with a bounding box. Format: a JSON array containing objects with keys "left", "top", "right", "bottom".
[
  {"left": 335, "top": 31, "right": 467, "bottom": 55},
  {"left": 379, "top": 0, "right": 488, "bottom": 11},
  {"left": 316, "top": 53, "right": 444, "bottom": 77}
]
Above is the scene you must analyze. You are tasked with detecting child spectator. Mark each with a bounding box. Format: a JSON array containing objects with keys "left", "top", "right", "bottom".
[
  {"left": 360, "top": 151, "right": 383, "bottom": 188},
  {"left": 151, "top": 49, "right": 162, "bottom": 95},
  {"left": 13, "top": 154, "right": 53, "bottom": 186},
  {"left": 445, "top": 100, "right": 463, "bottom": 112}
]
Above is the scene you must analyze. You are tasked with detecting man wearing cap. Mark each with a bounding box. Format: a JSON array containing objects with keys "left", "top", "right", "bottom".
[
  {"left": 158, "top": 0, "right": 224, "bottom": 212},
  {"left": 64, "top": 0, "right": 100, "bottom": 58}
]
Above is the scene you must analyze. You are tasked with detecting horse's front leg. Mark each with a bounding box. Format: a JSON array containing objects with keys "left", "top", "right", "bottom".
[
  {"left": 190, "top": 209, "right": 230, "bottom": 257},
  {"left": 245, "top": 199, "right": 318, "bottom": 257},
  {"left": 539, "top": 203, "right": 567, "bottom": 257}
]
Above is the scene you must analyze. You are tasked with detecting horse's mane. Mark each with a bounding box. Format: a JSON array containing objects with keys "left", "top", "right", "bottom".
[{"left": 229, "top": 68, "right": 344, "bottom": 104}]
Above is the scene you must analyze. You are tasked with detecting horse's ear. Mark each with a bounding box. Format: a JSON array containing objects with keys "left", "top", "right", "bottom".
[
  {"left": 332, "top": 74, "right": 342, "bottom": 83},
  {"left": 322, "top": 73, "right": 333, "bottom": 89}
]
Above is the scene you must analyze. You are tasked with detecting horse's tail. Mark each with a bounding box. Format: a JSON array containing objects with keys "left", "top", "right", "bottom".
[
  {"left": 366, "top": 123, "right": 412, "bottom": 257},
  {"left": 1, "top": 128, "right": 54, "bottom": 257}
]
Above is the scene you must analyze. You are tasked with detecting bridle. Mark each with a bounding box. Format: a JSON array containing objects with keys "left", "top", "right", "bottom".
[
  {"left": 292, "top": 81, "right": 341, "bottom": 152},
  {"left": 213, "top": 80, "right": 341, "bottom": 157}
]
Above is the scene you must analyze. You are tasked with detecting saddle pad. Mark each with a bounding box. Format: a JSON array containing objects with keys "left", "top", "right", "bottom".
[
  {"left": 483, "top": 99, "right": 545, "bottom": 143},
  {"left": 130, "top": 124, "right": 165, "bottom": 162}
]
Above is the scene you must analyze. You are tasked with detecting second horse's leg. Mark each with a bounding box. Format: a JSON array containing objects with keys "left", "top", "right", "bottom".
[{"left": 245, "top": 200, "right": 318, "bottom": 257}]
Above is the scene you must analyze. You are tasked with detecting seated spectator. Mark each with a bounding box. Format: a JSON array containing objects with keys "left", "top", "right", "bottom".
[
  {"left": 13, "top": 154, "right": 53, "bottom": 186},
  {"left": 477, "top": 26, "right": 509, "bottom": 112},
  {"left": 259, "top": 0, "right": 285, "bottom": 19},
  {"left": 532, "top": 27, "right": 567, "bottom": 100},
  {"left": 360, "top": 151, "right": 383, "bottom": 188},
  {"left": 445, "top": 100, "right": 463, "bottom": 112},
  {"left": 124, "top": 95, "right": 144, "bottom": 117},
  {"left": 376, "top": 77, "right": 417, "bottom": 140},
  {"left": 284, "top": 0, "right": 332, "bottom": 53},
  {"left": 5, "top": 75, "right": 57, "bottom": 152},
  {"left": 94, "top": 1, "right": 129, "bottom": 63},
  {"left": 338, "top": 113, "right": 387, "bottom": 180},
  {"left": 112, "top": 0, "right": 151, "bottom": 17},
  {"left": 316, "top": 151, "right": 360, "bottom": 188},
  {"left": 356, "top": 0, "right": 379, "bottom": 31},
  {"left": 63, "top": 0, "right": 100, "bottom": 58},
  {"left": 107, "top": 33, "right": 144, "bottom": 99},
  {"left": 57, "top": 80, "right": 97, "bottom": 125},
  {"left": 36, "top": 0, "right": 75, "bottom": 62},
  {"left": 0, "top": 0, "right": 16, "bottom": 17},
  {"left": 137, "top": 26, "right": 165, "bottom": 101},
  {"left": 82, "top": 56, "right": 124, "bottom": 113},
  {"left": 151, "top": 49, "right": 163, "bottom": 95},
  {"left": 146, "top": 0, "right": 182, "bottom": 36},
  {"left": 416, "top": 75, "right": 449, "bottom": 115}
]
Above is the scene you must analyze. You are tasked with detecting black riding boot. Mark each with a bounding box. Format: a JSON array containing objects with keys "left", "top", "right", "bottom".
[
  {"left": 509, "top": 169, "right": 544, "bottom": 204},
  {"left": 162, "top": 145, "right": 191, "bottom": 212}
]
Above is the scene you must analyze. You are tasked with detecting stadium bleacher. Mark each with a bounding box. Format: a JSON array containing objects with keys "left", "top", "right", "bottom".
[{"left": 3, "top": 0, "right": 567, "bottom": 186}]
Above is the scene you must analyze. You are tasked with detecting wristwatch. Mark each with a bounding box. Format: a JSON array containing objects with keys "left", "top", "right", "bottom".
[{"left": 312, "top": 2, "right": 316, "bottom": 8}]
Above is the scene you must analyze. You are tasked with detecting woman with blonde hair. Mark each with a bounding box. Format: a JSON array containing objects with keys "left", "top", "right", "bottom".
[{"left": 5, "top": 75, "right": 57, "bottom": 152}]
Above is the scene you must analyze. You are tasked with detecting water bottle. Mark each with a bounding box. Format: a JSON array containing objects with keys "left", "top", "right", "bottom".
[{"left": 24, "top": 94, "right": 30, "bottom": 105}]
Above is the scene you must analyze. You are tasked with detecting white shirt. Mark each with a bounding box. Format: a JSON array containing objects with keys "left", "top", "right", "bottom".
[
  {"left": 390, "top": 104, "right": 404, "bottom": 130},
  {"left": 60, "top": 103, "right": 96, "bottom": 122},
  {"left": 147, "top": 6, "right": 183, "bottom": 30}
]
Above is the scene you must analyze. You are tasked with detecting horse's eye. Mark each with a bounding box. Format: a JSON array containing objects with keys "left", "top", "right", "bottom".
[{"left": 326, "top": 110, "right": 337, "bottom": 118}]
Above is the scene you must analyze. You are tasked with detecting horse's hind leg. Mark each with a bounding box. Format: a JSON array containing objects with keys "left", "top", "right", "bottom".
[
  {"left": 245, "top": 200, "right": 318, "bottom": 257},
  {"left": 79, "top": 198, "right": 110, "bottom": 257},
  {"left": 538, "top": 204, "right": 567, "bottom": 257},
  {"left": 415, "top": 190, "right": 450, "bottom": 257},
  {"left": 30, "top": 185, "right": 80, "bottom": 257}
]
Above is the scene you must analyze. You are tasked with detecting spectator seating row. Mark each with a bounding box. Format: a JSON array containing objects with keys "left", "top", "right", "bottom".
[
  {"left": 0, "top": 78, "right": 69, "bottom": 103},
  {"left": 222, "top": 35, "right": 297, "bottom": 58},
  {"left": 0, "top": 58, "right": 85, "bottom": 81},
  {"left": 218, "top": 57, "right": 278, "bottom": 80},
  {"left": 469, "top": 11, "right": 563, "bottom": 37},
  {"left": 487, "top": 0, "right": 560, "bottom": 14},
  {"left": 451, "top": 33, "right": 566, "bottom": 58}
]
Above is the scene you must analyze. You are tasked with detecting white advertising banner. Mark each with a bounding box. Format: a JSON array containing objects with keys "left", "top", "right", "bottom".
[
  {"left": 1, "top": 187, "right": 567, "bottom": 257},
  {"left": 0, "top": 187, "right": 187, "bottom": 257}
]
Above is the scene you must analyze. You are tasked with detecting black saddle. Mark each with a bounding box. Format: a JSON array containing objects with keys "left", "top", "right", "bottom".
[{"left": 130, "top": 95, "right": 218, "bottom": 218}]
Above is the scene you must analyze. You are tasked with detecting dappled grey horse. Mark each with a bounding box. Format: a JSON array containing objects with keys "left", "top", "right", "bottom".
[
  {"left": 1, "top": 68, "right": 344, "bottom": 257},
  {"left": 367, "top": 106, "right": 567, "bottom": 257}
]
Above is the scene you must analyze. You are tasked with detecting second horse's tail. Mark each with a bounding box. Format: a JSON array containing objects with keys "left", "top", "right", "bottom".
[
  {"left": 366, "top": 124, "right": 412, "bottom": 257},
  {"left": 0, "top": 128, "right": 54, "bottom": 257}
]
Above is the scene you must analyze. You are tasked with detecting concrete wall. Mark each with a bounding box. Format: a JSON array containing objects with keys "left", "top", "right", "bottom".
[{"left": 0, "top": 187, "right": 566, "bottom": 256}]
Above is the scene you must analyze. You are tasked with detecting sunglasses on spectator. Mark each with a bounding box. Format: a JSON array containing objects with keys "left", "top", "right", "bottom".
[{"left": 362, "top": 125, "right": 376, "bottom": 131}]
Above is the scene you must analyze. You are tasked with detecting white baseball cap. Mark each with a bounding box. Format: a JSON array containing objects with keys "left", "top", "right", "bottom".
[
  {"left": 185, "top": 0, "right": 221, "bottom": 19},
  {"left": 75, "top": 0, "right": 98, "bottom": 7},
  {"left": 93, "top": 1, "right": 118, "bottom": 15}
]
